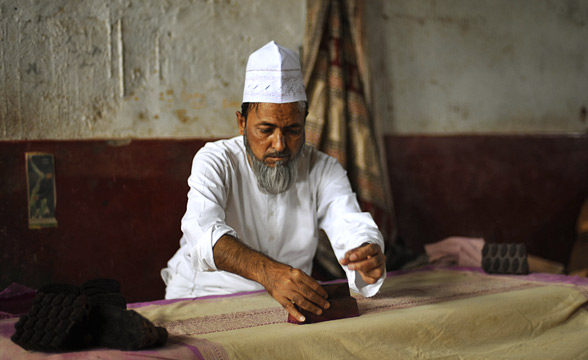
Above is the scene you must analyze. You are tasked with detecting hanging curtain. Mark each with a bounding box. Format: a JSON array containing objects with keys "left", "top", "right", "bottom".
[{"left": 302, "top": 0, "right": 397, "bottom": 278}]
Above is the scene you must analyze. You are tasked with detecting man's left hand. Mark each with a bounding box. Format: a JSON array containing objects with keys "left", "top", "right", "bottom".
[{"left": 339, "top": 243, "right": 385, "bottom": 284}]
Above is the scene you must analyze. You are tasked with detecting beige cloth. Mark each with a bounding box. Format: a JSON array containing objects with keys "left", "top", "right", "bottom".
[
  {"left": 2, "top": 269, "right": 587, "bottom": 359},
  {"left": 139, "top": 269, "right": 588, "bottom": 359}
]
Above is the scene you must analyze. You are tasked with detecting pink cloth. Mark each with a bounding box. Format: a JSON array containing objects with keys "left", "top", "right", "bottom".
[
  {"left": 0, "top": 283, "right": 36, "bottom": 319},
  {"left": 425, "top": 237, "right": 485, "bottom": 267}
]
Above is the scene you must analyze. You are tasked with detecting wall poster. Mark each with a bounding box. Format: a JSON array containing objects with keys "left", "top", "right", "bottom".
[{"left": 26, "top": 152, "right": 58, "bottom": 229}]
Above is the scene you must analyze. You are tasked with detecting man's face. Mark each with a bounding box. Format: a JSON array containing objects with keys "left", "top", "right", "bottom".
[{"left": 237, "top": 102, "right": 305, "bottom": 167}]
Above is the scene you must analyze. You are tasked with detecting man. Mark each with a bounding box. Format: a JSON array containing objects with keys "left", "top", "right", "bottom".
[{"left": 161, "top": 41, "right": 385, "bottom": 322}]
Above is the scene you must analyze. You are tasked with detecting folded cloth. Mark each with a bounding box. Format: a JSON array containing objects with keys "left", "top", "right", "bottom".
[{"left": 425, "top": 237, "right": 485, "bottom": 267}]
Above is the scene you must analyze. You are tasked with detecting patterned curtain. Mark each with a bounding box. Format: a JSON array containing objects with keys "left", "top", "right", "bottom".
[{"left": 302, "top": 0, "right": 397, "bottom": 279}]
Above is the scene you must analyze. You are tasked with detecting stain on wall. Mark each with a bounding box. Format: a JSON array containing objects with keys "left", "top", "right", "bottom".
[
  {"left": 365, "top": 0, "right": 588, "bottom": 134},
  {"left": 1, "top": 0, "right": 587, "bottom": 139},
  {"left": 0, "top": 0, "right": 305, "bottom": 140}
]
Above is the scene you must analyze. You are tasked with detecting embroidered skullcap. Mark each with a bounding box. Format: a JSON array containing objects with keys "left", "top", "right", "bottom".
[{"left": 242, "top": 41, "right": 307, "bottom": 103}]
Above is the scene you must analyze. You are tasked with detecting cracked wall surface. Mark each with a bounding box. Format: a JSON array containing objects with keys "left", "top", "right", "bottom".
[
  {"left": 1, "top": 0, "right": 587, "bottom": 139},
  {"left": 0, "top": 0, "right": 305, "bottom": 139}
]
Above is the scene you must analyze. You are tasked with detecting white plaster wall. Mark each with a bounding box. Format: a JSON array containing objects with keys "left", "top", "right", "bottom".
[
  {"left": 366, "top": 0, "right": 588, "bottom": 134},
  {"left": 2, "top": 0, "right": 587, "bottom": 139},
  {"left": 0, "top": 0, "right": 305, "bottom": 139}
]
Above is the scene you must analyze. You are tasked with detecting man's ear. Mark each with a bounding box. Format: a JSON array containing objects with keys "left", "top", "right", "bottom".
[{"left": 236, "top": 111, "right": 246, "bottom": 135}]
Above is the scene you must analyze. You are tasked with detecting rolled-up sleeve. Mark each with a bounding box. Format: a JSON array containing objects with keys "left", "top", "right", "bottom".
[
  {"left": 180, "top": 148, "right": 237, "bottom": 272},
  {"left": 316, "top": 157, "right": 386, "bottom": 297}
]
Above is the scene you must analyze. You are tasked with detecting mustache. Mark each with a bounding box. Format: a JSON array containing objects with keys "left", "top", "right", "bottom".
[{"left": 264, "top": 151, "right": 291, "bottom": 159}]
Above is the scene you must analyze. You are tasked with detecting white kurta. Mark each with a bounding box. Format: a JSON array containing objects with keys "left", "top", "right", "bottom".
[{"left": 161, "top": 136, "right": 385, "bottom": 298}]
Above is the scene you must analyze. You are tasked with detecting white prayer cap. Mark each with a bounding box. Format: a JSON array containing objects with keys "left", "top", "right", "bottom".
[{"left": 242, "top": 41, "right": 307, "bottom": 103}]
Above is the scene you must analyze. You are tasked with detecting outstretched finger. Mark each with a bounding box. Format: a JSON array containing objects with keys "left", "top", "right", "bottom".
[
  {"left": 348, "top": 252, "right": 385, "bottom": 271},
  {"left": 279, "top": 297, "right": 306, "bottom": 323},
  {"left": 290, "top": 292, "right": 325, "bottom": 316},
  {"left": 293, "top": 281, "right": 330, "bottom": 312},
  {"left": 340, "top": 243, "right": 380, "bottom": 265},
  {"left": 297, "top": 274, "right": 328, "bottom": 299}
]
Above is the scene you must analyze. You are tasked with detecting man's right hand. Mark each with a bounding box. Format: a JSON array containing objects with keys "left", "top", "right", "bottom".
[
  {"left": 213, "top": 235, "right": 330, "bottom": 322},
  {"left": 260, "top": 262, "right": 330, "bottom": 323}
]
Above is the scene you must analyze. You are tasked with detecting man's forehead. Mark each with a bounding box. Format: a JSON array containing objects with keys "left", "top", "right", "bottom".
[{"left": 250, "top": 102, "right": 305, "bottom": 123}]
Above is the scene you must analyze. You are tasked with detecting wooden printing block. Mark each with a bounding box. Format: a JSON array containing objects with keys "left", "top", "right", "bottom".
[{"left": 287, "top": 282, "right": 359, "bottom": 324}]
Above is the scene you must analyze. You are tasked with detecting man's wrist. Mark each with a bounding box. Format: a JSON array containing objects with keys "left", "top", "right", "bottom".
[
  {"left": 213, "top": 235, "right": 282, "bottom": 288},
  {"left": 255, "top": 256, "right": 287, "bottom": 290}
]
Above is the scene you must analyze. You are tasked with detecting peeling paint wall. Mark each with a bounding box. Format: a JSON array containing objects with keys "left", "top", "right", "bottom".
[
  {"left": 1, "top": 1, "right": 587, "bottom": 139},
  {"left": 0, "top": 0, "right": 305, "bottom": 139},
  {"left": 366, "top": 0, "right": 588, "bottom": 134}
]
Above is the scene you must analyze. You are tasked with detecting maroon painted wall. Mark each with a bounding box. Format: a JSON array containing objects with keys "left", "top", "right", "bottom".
[
  {"left": 0, "top": 139, "right": 207, "bottom": 302},
  {"left": 385, "top": 134, "right": 588, "bottom": 265},
  {"left": 1, "top": 135, "right": 587, "bottom": 302}
]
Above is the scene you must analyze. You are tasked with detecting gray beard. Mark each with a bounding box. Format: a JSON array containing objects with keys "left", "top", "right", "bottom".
[{"left": 244, "top": 130, "right": 302, "bottom": 195}]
